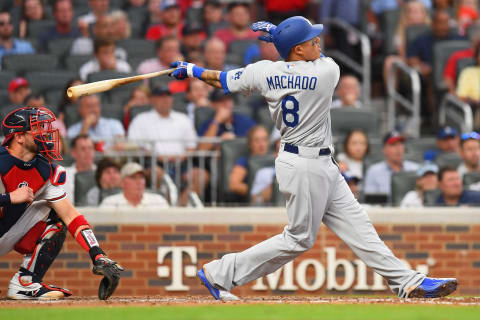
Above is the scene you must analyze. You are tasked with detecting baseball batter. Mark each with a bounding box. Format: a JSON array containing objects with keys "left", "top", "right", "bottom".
[{"left": 170, "top": 16, "right": 457, "bottom": 300}]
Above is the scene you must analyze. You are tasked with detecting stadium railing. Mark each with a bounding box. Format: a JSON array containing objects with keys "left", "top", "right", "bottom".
[
  {"left": 320, "top": 18, "right": 371, "bottom": 108},
  {"left": 386, "top": 60, "right": 421, "bottom": 137},
  {"left": 438, "top": 93, "right": 473, "bottom": 133}
]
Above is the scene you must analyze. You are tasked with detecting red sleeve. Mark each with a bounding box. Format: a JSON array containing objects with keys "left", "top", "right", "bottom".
[
  {"left": 146, "top": 25, "right": 162, "bottom": 40},
  {"left": 443, "top": 49, "right": 474, "bottom": 83}
]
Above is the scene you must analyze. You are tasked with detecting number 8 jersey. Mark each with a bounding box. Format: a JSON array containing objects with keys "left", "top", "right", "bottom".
[{"left": 222, "top": 56, "right": 340, "bottom": 148}]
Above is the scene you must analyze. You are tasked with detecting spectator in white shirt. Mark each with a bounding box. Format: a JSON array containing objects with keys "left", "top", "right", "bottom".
[
  {"left": 400, "top": 163, "right": 439, "bottom": 207},
  {"left": 364, "top": 131, "right": 419, "bottom": 197},
  {"left": 331, "top": 75, "right": 363, "bottom": 109},
  {"left": 100, "top": 162, "right": 169, "bottom": 209},
  {"left": 77, "top": 0, "right": 110, "bottom": 32},
  {"left": 336, "top": 129, "right": 369, "bottom": 179},
  {"left": 79, "top": 39, "right": 131, "bottom": 81},
  {"left": 64, "top": 134, "right": 96, "bottom": 204},
  {"left": 137, "top": 35, "right": 181, "bottom": 75},
  {"left": 457, "top": 132, "right": 480, "bottom": 180},
  {"left": 128, "top": 86, "right": 209, "bottom": 206},
  {"left": 67, "top": 94, "right": 125, "bottom": 143}
]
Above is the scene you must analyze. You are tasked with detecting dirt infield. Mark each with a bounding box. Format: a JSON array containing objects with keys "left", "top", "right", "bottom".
[{"left": 1, "top": 296, "right": 479, "bottom": 308}]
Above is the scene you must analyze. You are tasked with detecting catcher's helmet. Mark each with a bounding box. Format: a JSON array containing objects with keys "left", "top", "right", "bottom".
[
  {"left": 2, "top": 106, "right": 62, "bottom": 161},
  {"left": 273, "top": 16, "right": 323, "bottom": 59}
]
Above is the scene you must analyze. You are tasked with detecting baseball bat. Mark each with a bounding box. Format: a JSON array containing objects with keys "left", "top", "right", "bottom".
[{"left": 67, "top": 68, "right": 176, "bottom": 100}]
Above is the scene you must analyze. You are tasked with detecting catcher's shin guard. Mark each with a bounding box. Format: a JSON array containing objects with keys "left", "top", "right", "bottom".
[{"left": 21, "top": 210, "right": 67, "bottom": 282}]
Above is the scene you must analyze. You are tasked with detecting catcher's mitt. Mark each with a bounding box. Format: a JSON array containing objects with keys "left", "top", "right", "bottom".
[{"left": 92, "top": 255, "right": 124, "bottom": 300}]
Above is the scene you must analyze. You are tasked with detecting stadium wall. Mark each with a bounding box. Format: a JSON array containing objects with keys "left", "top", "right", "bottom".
[{"left": 1, "top": 208, "right": 479, "bottom": 297}]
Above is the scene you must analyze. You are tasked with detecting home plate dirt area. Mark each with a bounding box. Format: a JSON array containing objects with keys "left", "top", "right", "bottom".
[{"left": 1, "top": 296, "right": 479, "bottom": 307}]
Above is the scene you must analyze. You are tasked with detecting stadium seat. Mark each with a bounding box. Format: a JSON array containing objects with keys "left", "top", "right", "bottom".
[
  {"left": 74, "top": 170, "right": 96, "bottom": 206},
  {"left": 99, "top": 188, "right": 122, "bottom": 205},
  {"left": 48, "top": 38, "right": 75, "bottom": 61},
  {"left": 109, "top": 89, "right": 132, "bottom": 105},
  {"left": 172, "top": 92, "right": 187, "bottom": 114},
  {"left": 127, "top": 7, "right": 149, "bottom": 38},
  {"left": 129, "top": 104, "right": 153, "bottom": 121},
  {"left": 405, "top": 137, "right": 437, "bottom": 155},
  {"left": 433, "top": 40, "right": 471, "bottom": 91},
  {"left": 64, "top": 104, "right": 81, "bottom": 128},
  {"left": 194, "top": 107, "right": 215, "bottom": 133},
  {"left": 330, "top": 108, "right": 378, "bottom": 138},
  {"left": 271, "top": 180, "right": 285, "bottom": 206},
  {"left": 380, "top": 9, "right": 401, "bottom": 55},
  {"left": 255, "top": 107, "right": 274, "bottom": 133},
  {"left": 26, "top": 20, "right": 55, "bottom": 39},
  {"left": 65, "top": 55, "right": 93, "bottom": 73},
  {"left": 185, "top": 7, "right": 203, "bottom": 26},
  {"left": 456, "top": 57, "right": 476, "bottom": 82},
  {"left": 44, "top": 90, "right": 62, "bottom": 112},
  {"left": 117, "top": 39, "right": 156, "bottom": 61},
  {"left": 423, "top": 189, "right": 442, "bottom": 206},
  {"left": 463, "top": 172, "right": 480, "bottom": 187},
  {"left": 24, "top": 37, "right": 40, "bottom": 52},
  {"left": 3, "top": 54, "right": 58, "bottom": 76},
  {"left": 110, "top": 0, "right": 128, "bottom": 9},
  {"left": 0, "top": 0, "right": 14, "bottom": 10},
  {"left": 228, "top": 39, "right": 258, "bottom": 65},
  {"left": 247, "top": 154, "right": 275, "bottom": 196},
  {"left": 219, "top": 138, "right": 249, "bottom": 204},
  {"left": 25, "top": 70, "right": 76, "bottom": 93},
  {"left": 391, "top": 171, "right": 417, "bottom": 206},
  {"left": 0, "top": 71, "right": 16, "bottom": 90},
  {"left": 434, "top": 152, "right": 463, "bottom": 168},
  {"left": 101, "top": 103, "right": 124, "bottom": 122}
]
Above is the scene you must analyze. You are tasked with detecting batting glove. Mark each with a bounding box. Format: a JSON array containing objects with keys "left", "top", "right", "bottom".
[
  {"left": 251, "top": 21, "right": 277, "bottom": 42},
  {"left": 170, "top": 61, "right": 205, "bottom": 80},
  {"left": 93, "top": 255, "right": 124, "bottom": 300}
]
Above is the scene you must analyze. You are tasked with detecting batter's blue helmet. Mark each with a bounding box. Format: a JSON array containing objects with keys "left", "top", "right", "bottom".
[{"left": 273, "top": 16, "right": 323, "bottom": 59}]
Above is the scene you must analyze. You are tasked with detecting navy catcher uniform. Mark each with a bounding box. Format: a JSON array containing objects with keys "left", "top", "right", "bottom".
[
  {"left": 170, "top": 16, "right": 458, "bottom": 300},
  {"left": 1, "top": 107, "right": 123, "bottom": 300}
]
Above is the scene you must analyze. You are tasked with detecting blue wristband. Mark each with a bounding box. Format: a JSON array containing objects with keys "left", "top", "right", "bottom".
[
  {"left": 0, "top": 193, "right": 11, "bottom": 206},
  {"left": 192, "top": 65, "right": 205, "bottom": 79}
]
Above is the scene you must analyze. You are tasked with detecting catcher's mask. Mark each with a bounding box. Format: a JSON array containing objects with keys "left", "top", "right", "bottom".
[{"left": 2, "top": 106, "right": 62, "bottom": 161}]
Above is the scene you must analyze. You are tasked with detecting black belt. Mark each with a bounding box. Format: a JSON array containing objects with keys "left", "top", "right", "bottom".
[{"left": 284, "top": 143, "right": 331, "bottom": 156}]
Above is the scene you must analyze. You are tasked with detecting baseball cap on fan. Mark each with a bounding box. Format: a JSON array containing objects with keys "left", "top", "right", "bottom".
[
  {"left": 437, "top": 126, "right": 458, "bottom": 139},
  {"left": 416, "top": 163, "right": 439, "bottom": 178},
  {"left": 120, "top": 162, "right": 145, "bottom": 179},
  {"left": 383, "top": 131, "right": 405, "bottom": 145},
  {"left": 8, "top": 77, "right": 29, "bottom": 93},
  {"left": 161, "top": 0, "right": 179, "bottom": 10}
]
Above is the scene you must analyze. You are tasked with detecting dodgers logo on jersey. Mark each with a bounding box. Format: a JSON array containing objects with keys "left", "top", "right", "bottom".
[
  {"left": 18, "top": 181, "right": 28, "bottom": 188},
  {"left": 232, "top": 71, "right": 243, "bottom": 80}
]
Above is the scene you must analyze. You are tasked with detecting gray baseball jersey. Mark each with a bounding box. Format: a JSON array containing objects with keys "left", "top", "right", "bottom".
[
  {"left": 204, "top": 57, "right": 425, "bottom": 297},
  {"left": 225, "top": 58, "right": 339, "bottom": 147}
]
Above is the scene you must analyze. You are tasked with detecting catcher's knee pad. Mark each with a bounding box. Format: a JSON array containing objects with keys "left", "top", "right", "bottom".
[{"left": 25, "top": 210, "right": 67, "bottom": 282}]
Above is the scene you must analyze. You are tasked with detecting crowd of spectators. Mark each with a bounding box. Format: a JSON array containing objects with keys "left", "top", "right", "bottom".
[{"left": 0, "top": 0, "right": 479, "bottom": 208}]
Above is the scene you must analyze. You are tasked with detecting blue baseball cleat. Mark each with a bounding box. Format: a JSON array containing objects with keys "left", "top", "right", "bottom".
[
  {"left": 197, "top": 268, "right": 240, "bottom": 301},
  {"left": 408, "top": 277, "right": 458, "bottom": 298}
]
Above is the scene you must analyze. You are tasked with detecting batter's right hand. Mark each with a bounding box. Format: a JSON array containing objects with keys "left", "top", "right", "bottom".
[
  {"left": 10, "top": 186, "right": 34, "bottom": 204},
  {"left": 169, "top": 61, "right": 190, "bottom": 80}
]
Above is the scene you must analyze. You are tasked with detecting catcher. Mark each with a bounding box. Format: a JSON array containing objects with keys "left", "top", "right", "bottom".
[{"left": 0, "top": 106, "right": 122, "bottom": 300}]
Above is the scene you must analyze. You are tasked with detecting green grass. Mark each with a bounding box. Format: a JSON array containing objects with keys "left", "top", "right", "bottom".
[{"left": 1, "top": 304, "right": 479, "bottom": 320}]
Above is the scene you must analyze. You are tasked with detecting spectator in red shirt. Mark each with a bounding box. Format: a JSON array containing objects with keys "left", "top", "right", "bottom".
[
  {"left": 443, "top": 29, "right": 480, "bottom": 94},
  {"left": 145, "top": 0, "right": 184, "bottom": 41},
  {"left": 213, "top": 2, "right": 258, "bottom": 50},
  {"left": 263, "top": 0, "right": 309, "bottom": 25}
]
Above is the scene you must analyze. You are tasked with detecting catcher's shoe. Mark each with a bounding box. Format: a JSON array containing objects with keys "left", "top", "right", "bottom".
[
  {"left": 197, "top": 268, "right": 240, "bottom": 301},
  {"left": 407, "top": 277, "right": 458, "bottom": 298},
  {"left": 7, "top": 271, "right": 72, "bottom": 300}
]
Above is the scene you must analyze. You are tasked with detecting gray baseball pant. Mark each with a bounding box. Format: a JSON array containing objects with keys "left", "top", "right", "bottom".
[{"left": 204, "top": 148, "right": 425, "bottom": 297}]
